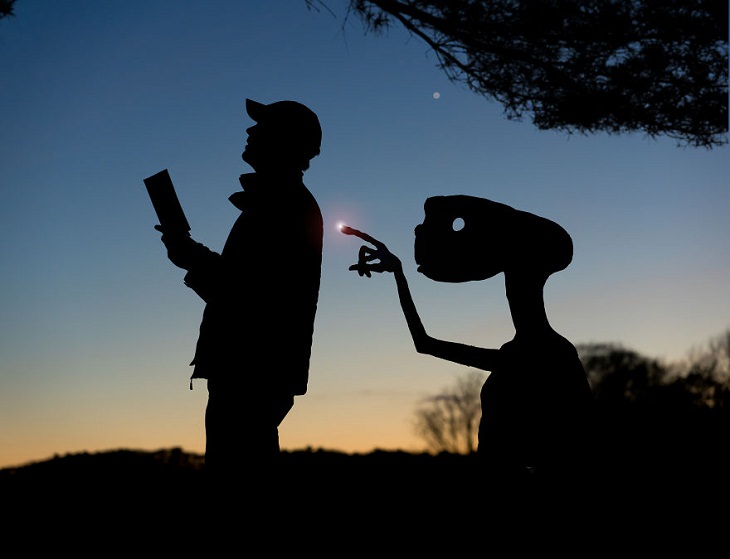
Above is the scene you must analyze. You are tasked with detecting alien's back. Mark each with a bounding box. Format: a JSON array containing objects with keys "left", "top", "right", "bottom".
[{"left": 478, "top": 332, "right": 594, "bottom": 474}]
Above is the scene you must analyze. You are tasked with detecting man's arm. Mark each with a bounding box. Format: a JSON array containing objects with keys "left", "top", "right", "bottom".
[{"left": 155, "top": 225, "right": 222, "bottom": 303}]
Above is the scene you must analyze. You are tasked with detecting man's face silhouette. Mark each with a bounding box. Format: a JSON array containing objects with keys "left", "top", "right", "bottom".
[
  {"left": 242, "top": 122, "right": 278, "bottom": 171},
  {"left": 241, "top": 99, "right": 321, "bottom": 174}
]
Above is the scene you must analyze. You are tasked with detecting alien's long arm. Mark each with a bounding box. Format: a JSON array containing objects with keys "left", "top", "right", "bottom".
[
  {"left": 343, "top": 225, "right": 501, "bottom": 372},
  {"left": 392, "top": 264, "right": 501, "bottom": 371}
]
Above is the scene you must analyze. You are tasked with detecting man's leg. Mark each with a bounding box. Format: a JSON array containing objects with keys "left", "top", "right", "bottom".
[{"left": 204, "top": 380, "right": 293, "bottom": 486}]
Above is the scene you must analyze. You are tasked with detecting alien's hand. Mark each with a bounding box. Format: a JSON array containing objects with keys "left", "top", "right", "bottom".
[{"left": 341, "top": 225, "right": 401, "bottom": 277}]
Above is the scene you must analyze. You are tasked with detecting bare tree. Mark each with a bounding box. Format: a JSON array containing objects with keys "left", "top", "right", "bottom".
[
  {"left": 309, "top": 0, "right": 728, "bottom": 148},
  {"left": 683, "top": 328, "right": 730, "bottom": 380},
  {"left": 673, "top": 328, "right": 730, "bottom": 408},
  {"left": 414, "top": 370, "right": 486, "bottom": 454}
]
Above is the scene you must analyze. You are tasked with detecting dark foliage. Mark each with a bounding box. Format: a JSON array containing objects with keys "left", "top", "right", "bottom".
[
  {"left": 578, "top": 341, "right": 730, "bottom": 409},
  {"left": 578, "top": 342, "right": 730, "bottom": 505},
  {"left": 333, "top": 0, "right": 729, "bottom": 148},
  {"left": 0, "top": 0, "right": 16, "bottom": 19}
]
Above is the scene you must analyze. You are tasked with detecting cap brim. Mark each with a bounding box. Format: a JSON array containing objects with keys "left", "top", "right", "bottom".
[{"left": 245, "top": 98, "right": 267, "bottom": 121}]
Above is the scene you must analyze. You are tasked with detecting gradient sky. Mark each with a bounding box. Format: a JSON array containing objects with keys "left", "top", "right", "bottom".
[{"left": 1, "top": 1, "right": 728, "bottom": 469}]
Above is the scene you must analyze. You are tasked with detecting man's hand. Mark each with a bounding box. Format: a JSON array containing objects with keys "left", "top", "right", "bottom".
[
  {"left": 155, "top": 225, "right": 198, "bottom": 270},
  {"left": 341, "top": 225, "right": 401, "bottom": 277}
]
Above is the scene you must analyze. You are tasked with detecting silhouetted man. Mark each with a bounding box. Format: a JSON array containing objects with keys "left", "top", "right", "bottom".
[{"left": 156, "top": 99, "right": 323, "bottom": 488}]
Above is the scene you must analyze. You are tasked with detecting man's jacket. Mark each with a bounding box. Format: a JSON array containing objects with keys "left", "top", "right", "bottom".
[{"left": 182, "top": 172, "right": 323, "bottom": 395}]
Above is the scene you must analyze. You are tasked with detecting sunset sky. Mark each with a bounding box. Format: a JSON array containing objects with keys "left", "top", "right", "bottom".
[{"left": 1, "top": 0, "right": 728, "bottom": 469}]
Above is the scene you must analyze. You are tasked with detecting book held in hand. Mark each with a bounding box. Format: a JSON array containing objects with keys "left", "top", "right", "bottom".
[{"left": 143, "top": 169, "right": 191, "bottom": 234}]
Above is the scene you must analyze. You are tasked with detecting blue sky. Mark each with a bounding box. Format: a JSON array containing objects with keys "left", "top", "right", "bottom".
[{"left": 1, "top": 0, "right": 728, "bottom": 468}]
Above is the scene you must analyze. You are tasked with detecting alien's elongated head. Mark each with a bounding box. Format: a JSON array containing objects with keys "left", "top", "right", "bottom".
[{"left": 414, "top": 195, "right": 573, "bottom": 283}]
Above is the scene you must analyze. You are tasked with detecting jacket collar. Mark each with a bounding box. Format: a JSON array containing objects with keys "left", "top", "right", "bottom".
[{"left": 229, "top": 172, "right": 304, "bottom": 211}]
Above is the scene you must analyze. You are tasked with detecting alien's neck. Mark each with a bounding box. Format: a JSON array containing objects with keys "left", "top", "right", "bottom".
[{"left": 504, "top": 272, "right": 553, "bottom": 338}]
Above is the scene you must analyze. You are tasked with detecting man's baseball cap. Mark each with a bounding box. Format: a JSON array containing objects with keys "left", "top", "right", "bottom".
[{"left": 246, "top": 98, "right": 322, "bottom": 159}]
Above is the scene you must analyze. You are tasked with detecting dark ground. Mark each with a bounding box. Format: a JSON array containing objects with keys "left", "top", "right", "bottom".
[{"left": 1, "top": 445, "right": 727, "bottom": 554}]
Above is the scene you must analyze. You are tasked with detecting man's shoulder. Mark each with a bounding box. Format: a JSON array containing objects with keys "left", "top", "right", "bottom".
[{"left": 293, "top": 183, "right": 323, "bottom": 220}]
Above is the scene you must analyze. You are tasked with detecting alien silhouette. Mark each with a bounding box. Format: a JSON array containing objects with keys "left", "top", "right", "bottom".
[{"left": 344, "top": 195, "right": 594, "bottom": 498}]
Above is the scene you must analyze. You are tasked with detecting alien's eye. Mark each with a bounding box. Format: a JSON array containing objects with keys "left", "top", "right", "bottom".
[{"left": 452, "top": 217, "right": 465, "bottom": 232}]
